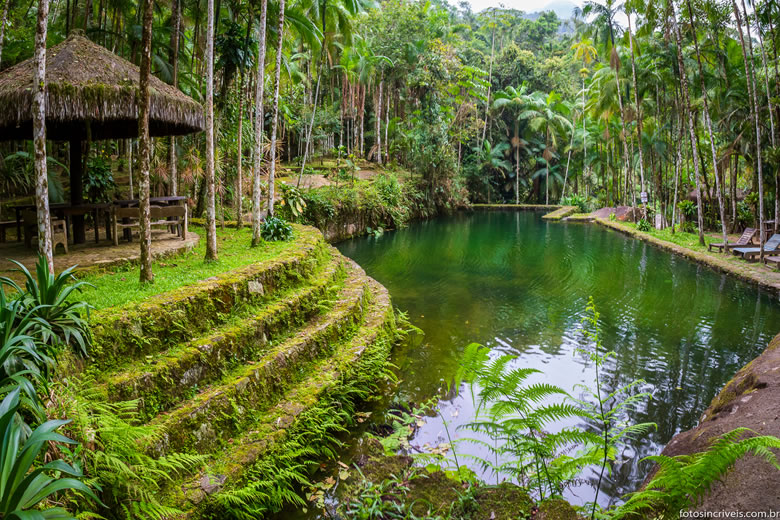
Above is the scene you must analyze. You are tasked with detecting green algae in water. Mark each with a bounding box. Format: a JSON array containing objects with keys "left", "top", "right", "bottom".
[{"left": 337, "top": 210, "right": 780, "bottom": 505}]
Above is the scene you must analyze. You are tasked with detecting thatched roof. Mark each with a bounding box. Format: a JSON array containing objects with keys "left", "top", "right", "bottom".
[{"left": 0, "top": 32, "right": 204, "bottom": 141}]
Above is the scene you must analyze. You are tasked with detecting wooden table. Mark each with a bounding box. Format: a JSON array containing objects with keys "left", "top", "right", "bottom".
[{"left": 113, "top": 196, "right": 187, "bottom": 241}]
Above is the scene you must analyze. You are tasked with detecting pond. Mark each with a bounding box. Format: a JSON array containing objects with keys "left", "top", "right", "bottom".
[{"left": 337, "top": 210, "right": 780, "bottom": 505}]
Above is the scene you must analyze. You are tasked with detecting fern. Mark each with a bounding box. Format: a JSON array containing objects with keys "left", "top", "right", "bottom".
[
  {"left": 612, "top": 428, "right": 780, "bottom": 519},
  {"left": 52, "top": 376, "right": 206, "bottom": 520}
]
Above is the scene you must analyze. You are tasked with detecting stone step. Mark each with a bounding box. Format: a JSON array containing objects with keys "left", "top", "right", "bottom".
[
  {"left": 88, "top": 227, "right": 330, "bottom": 370},
  {"left": 170, "top": 277, "right": 395, "bottom": 514},
  {"left": 104, "top": 256, "right": 347, "bottom": 421},
  {"left": 147, "top": 260, "right": 374, "bottom": 456}
]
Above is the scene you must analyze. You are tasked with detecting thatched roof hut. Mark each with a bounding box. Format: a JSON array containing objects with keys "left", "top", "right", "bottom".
[{"left": 0, "top": 32, "right": 204, "bottom": 141}]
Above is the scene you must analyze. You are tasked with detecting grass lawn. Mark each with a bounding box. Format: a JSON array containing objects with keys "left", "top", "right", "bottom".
[
  {"left": 78, "top": 225, "right": 302, "bottom": 310},
  {"left": 622, "top": 222, "right": 713, "bottom": 252}
]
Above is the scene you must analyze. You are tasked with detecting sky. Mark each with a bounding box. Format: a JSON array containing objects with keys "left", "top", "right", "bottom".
[{"left": 456, "top": 0, "right": 584, "bottom": 16}]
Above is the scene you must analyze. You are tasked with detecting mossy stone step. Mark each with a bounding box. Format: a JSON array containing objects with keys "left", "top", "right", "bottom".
[
  {"left": 148, "top": 260, "right": 373, "bottom": 456},
  {"left": 170, "top": 277, "right": 395, "bottom": 514},
  {"left": 89, "top": 227, "right": 329, "bottom": 370},
  {"left": 104, "top": 255, "right": 347, "bottom": 421}
]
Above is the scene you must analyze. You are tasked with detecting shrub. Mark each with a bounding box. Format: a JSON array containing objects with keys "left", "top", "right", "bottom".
[
  {"left": 562, "top": 194, "right": 589, "bottom": 213},
  {"left": 637, "top": 218, "right": 652, "bottom": 232},
  {"left": 260, "top": 216, "right": 293, "bottom": 241}
]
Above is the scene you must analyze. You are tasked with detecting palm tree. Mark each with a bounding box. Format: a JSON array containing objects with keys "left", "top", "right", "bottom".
[
  {"left": 168, "top": 0, "right": 181, "bottom": 197},
  {"left": 267, "top": 0, "right": 287, "bottom": 217},
  {"left": 671, "top": 3, "right": 705, "bottom": 245},
  {"left": 493, "top": 85, "right": 529, "bottom": 204},
  {"left": 472, "top": 140, "right": 512, "bottom": 203},
  {"left": 33, "top": 0, "right": 53, "bottom": 274},
  {"left": 204, "top": 0, "right": 218, "bottom": 261},
  {"left": 572, "top": 36, "right": 597, "bottom": 195},
  {"left": 252, "top": 0, "right": 269, "bottom": 246},
  {"left": 684, "top": 0, "right": 729, "bottom": 251},
  {"left": 520, "top": 91, "right": 573, "bottom": 204},
  {"left": 730, "top": 0, "right": 765, "bottom": 257},
  {"left": 583, "top": 0, "right": 632, "bottom": 207}
]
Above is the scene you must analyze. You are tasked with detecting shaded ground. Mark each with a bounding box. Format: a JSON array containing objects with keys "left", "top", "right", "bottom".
[
  {"left": 0, "top": 229, "right": 198, "bottom": 283},
  {"left": 658, "top": 331, "right": 780, "bottom": 511}
]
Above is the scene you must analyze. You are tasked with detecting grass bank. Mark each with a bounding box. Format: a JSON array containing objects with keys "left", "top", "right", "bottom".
[
  {"left": 597, "top": 218, "right": 780, "bottom": 294},
  {"left": 78, "top": 224, "right": 310, "bottom": 309}
]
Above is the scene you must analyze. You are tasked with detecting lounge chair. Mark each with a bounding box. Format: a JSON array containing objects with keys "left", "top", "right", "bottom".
[
  {"left": 708, "top": 227, "right": 756, "bottom": 252},
  {"left": 763, "top": 255, "right": 780, "bottom": 270},
  {"left": 732, "top": 233, "right": 780, "bottom": 260}
]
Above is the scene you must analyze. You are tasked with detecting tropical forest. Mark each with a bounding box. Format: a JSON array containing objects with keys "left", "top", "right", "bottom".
[{"left": 0, "top": 0, "right": 778, "bottom": 517}]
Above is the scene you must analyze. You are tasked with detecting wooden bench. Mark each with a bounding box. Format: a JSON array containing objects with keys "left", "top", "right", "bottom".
[
  {"left": 112, "top": 205, "right": 187, "bottom": 246},
  {"left": 0, "top": 220, "right": 16, "bottom": 242}
]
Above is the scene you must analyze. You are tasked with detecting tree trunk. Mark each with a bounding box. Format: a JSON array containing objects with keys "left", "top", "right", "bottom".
[
  {"left": 252, "top": 0, "right": 268, "bottom": 245},
  {"left": 375, "top": 78, "right": 383, "bottom": 165},
  {"left": 33, "top": 0, "right": 53, "bottom": 273},
  {"left": 0, "top": 0, "right": 11, "bottom": 68},
  {"left": 732, "top": 0, "right": 765, "bottom": 258},
  {"left": 685, "top": 0, "right": 728, "bottom": 250},
  {"left": 236, "top": 72, "right": 244, "bottom": 228},
  {"left": 138, "top": 0, "right": 154, "bottom": 283},
  {"left": 627, "top": 13, "right": 646, "bottom": 207},
  {"left": 298, "top": 4, "right": 328, "bottom": 185},
  {"left": 480, "top": 21, "right": 495, "bottom": 151},
  {"left": 168, "top": 0, "right": 180, "bottom": 196},
  {"left": 673, "top": 8, "right": 705, "bottom": 244},
  {"left": 267, "top": 0, "right": 285, "bottom": 217},
  {"left": 204, "top": 0, "right": 218, "bottom": 260}
]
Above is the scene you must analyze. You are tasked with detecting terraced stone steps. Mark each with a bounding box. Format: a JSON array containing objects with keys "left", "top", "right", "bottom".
[
  {"left": 173, "top": 277, "right": 395, "bottom": 514},
  {"left": 147, "top": 260, "right": 373, "bottom": 455},
  {"left": 104, "top": 256, "right": 347, "bottom": 420},
  {"left": 76, "top": 226, "right": 398, "bottom": 517},
  {"left": 88, "top": 228, "right": 329, "bottom": 370}
]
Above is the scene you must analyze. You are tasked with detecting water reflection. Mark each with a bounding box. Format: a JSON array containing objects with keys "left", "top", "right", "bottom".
[{"left": 337, "top": 211, "right": 780, "bottom": 504}]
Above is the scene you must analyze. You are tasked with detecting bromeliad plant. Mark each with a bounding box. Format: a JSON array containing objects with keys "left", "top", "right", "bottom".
[
  {"left": 0, "top": 256, "right": 93, "bottom": 358},
  {"left": 0, "top": 387, "right": 100, "bottom": 519}
]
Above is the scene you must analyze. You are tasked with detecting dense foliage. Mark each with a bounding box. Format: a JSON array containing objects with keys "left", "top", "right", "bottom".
[{"left": 5, "top": 0, "right": 777, "bottom": 251}]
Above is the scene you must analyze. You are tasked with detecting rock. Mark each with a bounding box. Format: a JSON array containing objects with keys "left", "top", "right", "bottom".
[{"left": 652, "top": 332, "right": 780, "bottom": 511}]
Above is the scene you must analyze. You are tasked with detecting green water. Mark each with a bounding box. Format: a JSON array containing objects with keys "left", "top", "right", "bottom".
[{"left": 337, "top": 210, "right": 780, "bottom": 504}]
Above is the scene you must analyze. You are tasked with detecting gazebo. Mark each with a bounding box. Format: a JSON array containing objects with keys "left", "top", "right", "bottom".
[{"left": 0, "top": 32, "right": 204, "bottom": 243}]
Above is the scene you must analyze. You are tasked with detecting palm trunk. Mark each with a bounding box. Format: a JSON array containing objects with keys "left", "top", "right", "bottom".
[
  {"left": 33, "top": 0, "right": 53, "bottom": 273},
  {"left": 138, "top": 0, "right": 154, "bottom": 282},
  {"left": 168, "top": 0, "right": 180, "bottom": 196},
  {"left": 673, "top": 8, "right": 705, "bottom": 245},
  {"left": 732, "top": 0, "right": 765, "bottom": 257},
  {"left": 753, "top": 7, "right": 777, "bottom": 232},
  {"left": 298, "top": 6, "right": 327, "bottom": 185},
  {"left": 685, "top": 0, "right": 728, "bottom": 250},
  {"left": 267, "top": 0, "right": 286, "bottom": 216},
  {"left": 627, "top": 14, "right": 646, "bottom": 205},
  {"left": 251, "top": 0, "right": 268, "bottom": 245},
  {"left": 375, "top": 78, "right": 383, "bottom": 165},
  {"left": 236, "top": 72, "right": 244, "bottom": 227},
  {"left": 480, "top": 22, "right": 495, "bottom": 151},
  {"left": 204, "top": 0, "right": 218, "bottom": 260}
]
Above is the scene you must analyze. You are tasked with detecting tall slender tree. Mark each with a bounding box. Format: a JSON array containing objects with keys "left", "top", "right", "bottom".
[
  {"left": 672, "top": 3, "right": 705, "bottom": 245},
  {"left": 168, "top": 0, "right": 181, "bottom": 196},
  {"left": 138, "top": 0, "right": 154, "bottom": 282},
  {"left": 684, "top": 0, "right": 728, "bottom": 251},
  {"left": 33, "top": 0, "right": 53, "bottom": 273},
  {"left": 205, "top": 0, "right": 218, "bottom": 261},
  {"left": 267, "top": 0, "right": 286, "bottom": 217},
  {"left": 252, "top": 0, "right": 268, "bottom": 246}
]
